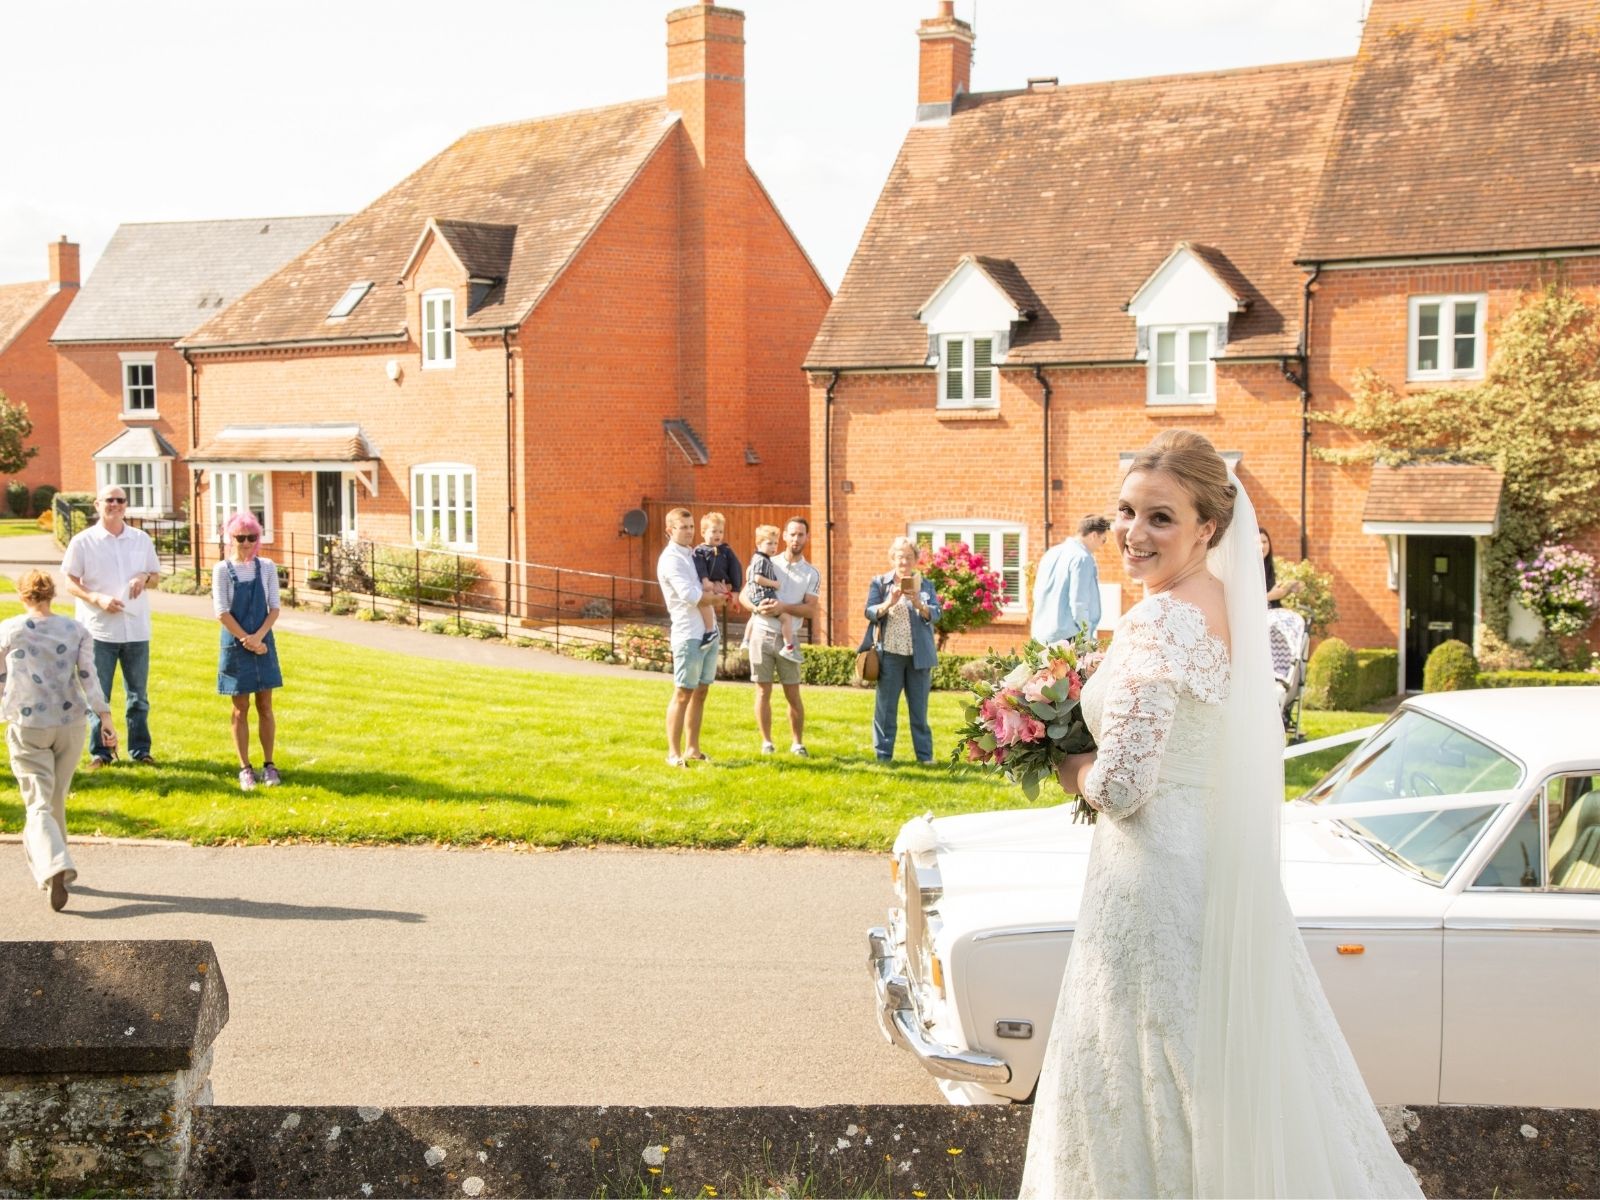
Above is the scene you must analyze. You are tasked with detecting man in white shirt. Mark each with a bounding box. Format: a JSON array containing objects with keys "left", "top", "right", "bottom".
[
  {"left": 61, "top": 484, "right": 162, "bottom": 768},
  {"left": 743, "top": 516, "right": 820, "bottom": 756},
  {"left": 656, "top": 506, "right": 717, "bottom": 767}
]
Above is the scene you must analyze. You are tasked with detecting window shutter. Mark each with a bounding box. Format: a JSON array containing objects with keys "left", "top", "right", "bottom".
[
  {"left": 973, "top": 338, "right": 994, "bottom": 401},
  {"left": 1002, "top": 532, "right": 1022, "bottom": 605},
  {"left": 944, "top": 337, "right": 964, "bottom": 401}
]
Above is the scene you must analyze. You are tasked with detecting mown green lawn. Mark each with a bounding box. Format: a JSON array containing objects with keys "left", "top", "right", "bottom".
[
  {"left": 0, "top": 602, "right": 1383, "bottom": 848},
  {"left": 0, "top": 518, "right": 44, "bottom": 538}
]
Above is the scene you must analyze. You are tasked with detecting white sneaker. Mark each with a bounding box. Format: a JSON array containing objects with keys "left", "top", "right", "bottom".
[
  {"left": 761, "top": 741, "right": 776, "bottom": 754},
  {"left": 790, "top": 743, "right": 809, "bottom": 757},
  {"left": 778, "top": 644, "right": 804, "bottom": 664}
]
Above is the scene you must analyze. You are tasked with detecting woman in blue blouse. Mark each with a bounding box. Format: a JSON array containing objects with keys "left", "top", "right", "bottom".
[{"left": 860, "top": 537, "right": 942, "bottom": 764}]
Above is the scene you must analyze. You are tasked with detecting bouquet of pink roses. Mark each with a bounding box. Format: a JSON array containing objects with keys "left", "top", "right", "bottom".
[{"left": 951, "top": 636, "right": 1103, "bottom": 822}]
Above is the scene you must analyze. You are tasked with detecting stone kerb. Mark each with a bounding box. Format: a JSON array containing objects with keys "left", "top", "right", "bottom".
[{"left": 0, "top": 940, "right": 229, "bottom": 1198}]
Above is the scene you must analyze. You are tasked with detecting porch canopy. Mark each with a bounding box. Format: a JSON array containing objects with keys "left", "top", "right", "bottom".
[
  {"left": 1360, "top": 463, "right": 1503, "bottom": 537},
  {"left": 186, "top": 424, "right": 380, "bottom": 495}
]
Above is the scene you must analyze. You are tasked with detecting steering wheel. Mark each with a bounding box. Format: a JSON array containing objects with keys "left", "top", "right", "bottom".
[{"left": 1408, "top": 770, "right": 1444, "bottom": 797}]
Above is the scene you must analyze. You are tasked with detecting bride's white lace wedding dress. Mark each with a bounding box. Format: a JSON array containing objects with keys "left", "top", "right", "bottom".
[{"left": 1020, "top": 592, "right": 1421, "bottom": 1199}]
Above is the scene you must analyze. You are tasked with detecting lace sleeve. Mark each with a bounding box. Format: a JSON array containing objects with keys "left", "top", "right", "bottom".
[{"left": 1081, "top": 604, "right": 1183, "bottom": 819}]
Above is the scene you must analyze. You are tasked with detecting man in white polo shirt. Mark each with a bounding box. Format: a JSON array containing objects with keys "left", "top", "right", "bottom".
[
  {"left": 656, "top": 506, "right": 718, "bottom": 767},
  {"left": 61, "top": 484, "right": 162, "bottom": 769},
  {"left": 743, "top": 516, "right": 820, "bottom": 756}
]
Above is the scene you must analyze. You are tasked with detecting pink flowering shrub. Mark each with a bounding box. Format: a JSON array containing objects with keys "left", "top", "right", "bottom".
[
  {"left": 1515, "top": 544, "right": 1600, "bottom": 637},
  {"left": 922, "top": 542, "right": 1003, "bottom": 650}
]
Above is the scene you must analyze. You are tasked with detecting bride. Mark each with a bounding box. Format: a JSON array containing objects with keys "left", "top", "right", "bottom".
[{"left": 1019, "top": 430, "right": 1421, "bottom": 1199}]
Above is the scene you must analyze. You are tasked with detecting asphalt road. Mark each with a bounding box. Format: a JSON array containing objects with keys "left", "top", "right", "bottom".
[{"left": 0, "top": 840, "right": 943, "bottom": 1107}]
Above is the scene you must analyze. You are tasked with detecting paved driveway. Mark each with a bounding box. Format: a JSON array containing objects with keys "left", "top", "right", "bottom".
[{"left": 0, "top": 841, "right": 943, "bottom": 1107}]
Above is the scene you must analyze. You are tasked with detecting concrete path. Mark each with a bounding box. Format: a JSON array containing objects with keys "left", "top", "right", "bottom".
[
  {"left": 0, "top": 840, "right": 942, "bottom": 1107},
  {"left": 0, "top": 534, "right": 636, "bottom": 678}
]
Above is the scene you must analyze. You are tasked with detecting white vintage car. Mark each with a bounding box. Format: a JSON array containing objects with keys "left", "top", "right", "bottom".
[{"left": 869, "top": 687, "right": 1600, "bottom": 1107}]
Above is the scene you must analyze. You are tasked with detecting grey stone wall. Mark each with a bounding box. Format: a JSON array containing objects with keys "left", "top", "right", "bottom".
[{"left": 182, "top": 1102, "right": 1600, "bottom": 1199}]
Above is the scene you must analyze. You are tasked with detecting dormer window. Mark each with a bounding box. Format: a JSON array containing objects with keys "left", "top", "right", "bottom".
[
  {"left": 941, "top": 334, "right": 997, "bottom": 408},
  {"left": 1149, "top": 325, "right": 1213, "bottom": 404},
  {"left": 422, "top": 289, "right": 455, "bottom": 368},
  {"left": 918, "top": 255, "right": 1037, "bottom": 413},
  {"left": 1126, "top": 242, "right": 1247, "bottom": 409}
]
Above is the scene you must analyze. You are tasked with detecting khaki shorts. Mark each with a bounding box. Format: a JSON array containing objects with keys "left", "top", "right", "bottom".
[{"left": 748, "top": 626, "right": 801, "bottom": 686}]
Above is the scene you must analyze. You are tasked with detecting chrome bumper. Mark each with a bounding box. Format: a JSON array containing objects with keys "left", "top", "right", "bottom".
[{"left": 867, "top": 925, "right": 1011, "bottom": 1085}]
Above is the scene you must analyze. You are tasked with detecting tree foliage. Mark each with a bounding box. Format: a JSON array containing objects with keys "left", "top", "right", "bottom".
[
  {"left": 1314, "top": 280, "right": 1600, "bottom": 635},
  {"left": 0, "top": 390, "right": 38, "bottom": 477}
]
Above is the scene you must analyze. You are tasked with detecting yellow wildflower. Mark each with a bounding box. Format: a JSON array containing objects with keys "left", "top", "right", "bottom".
[
  {"left": 947, "top": 1147, "right": 963, "bottom": 1156},
  {"left": 649, "top": 1167, "right": 662, "bottom": 1175}
]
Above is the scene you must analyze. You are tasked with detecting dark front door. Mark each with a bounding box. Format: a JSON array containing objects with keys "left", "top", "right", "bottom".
[
  {"left": 1405, "top": 535, "right": 1476, "bottom": 690},
  {"left": 315, "top": 471, "right": 343, "bottom": 566}
]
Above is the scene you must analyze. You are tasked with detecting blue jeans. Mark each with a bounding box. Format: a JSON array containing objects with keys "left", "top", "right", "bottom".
[
  {"left": 89, "top": 640, "right": 152, "bottom": 762},
  {"left": 874, "top": 651, "right": 933, "bottom": 763}
]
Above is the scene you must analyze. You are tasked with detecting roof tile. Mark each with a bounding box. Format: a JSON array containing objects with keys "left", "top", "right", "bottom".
[{"left": 1362, "top": 463, "right": 1504, "bottom": 524}]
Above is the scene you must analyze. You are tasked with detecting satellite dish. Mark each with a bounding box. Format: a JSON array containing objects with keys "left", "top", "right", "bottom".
[{"left": 621, "top": 508, "right": 648, "bottom": 537}]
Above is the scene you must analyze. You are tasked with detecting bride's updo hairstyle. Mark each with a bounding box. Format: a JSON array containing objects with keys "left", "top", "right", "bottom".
[{"left": 1125, "top": 429, "right": 1237, "bottom": 548}]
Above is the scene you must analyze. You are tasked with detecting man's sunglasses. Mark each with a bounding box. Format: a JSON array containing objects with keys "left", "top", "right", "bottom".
[
  {"left": 233, "top": 534, "right": 259, "bottom": 543},
  {"left": 102, "top": 497, "right": 127, "bottom": 505}
]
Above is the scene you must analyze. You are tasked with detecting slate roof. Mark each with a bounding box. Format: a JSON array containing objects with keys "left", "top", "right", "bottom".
[
  {"left": 807, "top": 59, "right": 1352, "bottom": 369},
  {"left": 1362, "top": 463, "right": 1504, "bottom": 525},
  {"left": 0, "top": 281, "right": 53, "bottom": 356},
  {"left": 183, "top": 99, "right": 676, "bottom": 349},
  {"left": 1301, "top": 0, "right": 1600, "bottom": 262},
  {"left": 431, "top": 220, "right": 518, "bottom": 281},
  {"left": 188, "top": 424, "right": 376, "bottom": 465},
  {"left": 52, "top": 217, "right": 346, "bottom": 343}
]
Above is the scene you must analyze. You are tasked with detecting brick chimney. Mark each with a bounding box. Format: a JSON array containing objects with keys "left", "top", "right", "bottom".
[
  {"left": 917, "top": 1, "right": 973, "bottom": 121},
  {"left": 667, "top": 3, "right": 748, "bottom": 492},
  {"left": 47, "top": 236, "right": 79, "bottom": 292}
]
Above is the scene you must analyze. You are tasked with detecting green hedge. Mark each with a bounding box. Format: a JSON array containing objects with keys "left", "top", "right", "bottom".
[
  {"left": 1353, "top": 649, "right": 1398, "bottom": 707},
  {"left": 1424, "top": 639, "right": 1478, "bottom": 693},
  {"left": 1476, "top": 669, "right": 1600, "bottom": 688},
  {"left": 1304, "top": 638, "right": 1357, "bottom": 710}
]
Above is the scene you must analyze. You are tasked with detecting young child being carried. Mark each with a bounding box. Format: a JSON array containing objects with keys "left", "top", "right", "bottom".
[
  {"left": 748, "top": 524, "right": 803, "bottom": 664},
  {"left": 692, "top": 512, "right": 744, "bottom": 648}
]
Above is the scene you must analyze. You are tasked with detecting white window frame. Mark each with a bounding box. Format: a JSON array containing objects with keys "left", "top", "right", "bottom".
[
  {"left": 421, "top": 288, "right": 456, "bottom": 369},
  {"left": 938, "top": 333, "right": 999, "bottom": 409},
  {"left": 1408, "top": 294, "right": 1487, "bottom": 381},
  {"left": 209, "top": 470, "right": 273, "bottom": 544},
  {"left": 1146, "top": 324, "right": 1214, "bottom": 405},
  {"left": 909, "top": 520, "right": 1027, "bottom": 614},
  {"left": 118, "top": 352, "right": 158, "bottom": 416},
  {"left": 95, "top": 459, "right": 169, "bottom": 516},
  {"left": 412, "top": 463, "right": 477, "bottom": 551}
]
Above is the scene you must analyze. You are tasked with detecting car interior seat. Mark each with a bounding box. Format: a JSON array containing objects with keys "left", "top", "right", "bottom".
[{"left": 1549, "top": 779, "right": 1600, "bottom": 889}]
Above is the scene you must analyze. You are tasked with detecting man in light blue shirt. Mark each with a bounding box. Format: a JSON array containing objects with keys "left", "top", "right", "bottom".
[{"left": 1031, "top": 515, "right": 1110, "bottom": 644}]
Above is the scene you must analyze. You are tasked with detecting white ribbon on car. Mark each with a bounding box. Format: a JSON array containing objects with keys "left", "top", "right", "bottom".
[{"left": 1283, "top": 789, "right": 1519, "bottom": 824}]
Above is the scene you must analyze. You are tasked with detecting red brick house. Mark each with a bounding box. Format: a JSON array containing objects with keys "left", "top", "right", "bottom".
[
  {"left": 0, "top": 239, "right": 80, "bottom": 498},
  {"left": 806, "top": 0, "right": 1600, "bottom": 688},
  {"left": 50, "top": 216, "right": 346, "bottom": 518},
  {"left": 177, "top": 2, "right": 828, "bottom": 598}
]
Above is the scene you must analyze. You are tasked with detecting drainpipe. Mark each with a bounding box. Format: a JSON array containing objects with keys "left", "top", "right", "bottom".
[
  {"left": 823, "top": 370, "right": 840, "bottom": 645},
  {"left": 180, "top": 347, "right": 200, "bottom": 579},
  {"left": 1297, "top": 264, "right": 1321, "bottom": 562},
  {"left": 1034, "top": 365, "right": 1053, "bottom": 550},
  {"left": 503, "top": 327, "right": 517, "bottom": 621}
]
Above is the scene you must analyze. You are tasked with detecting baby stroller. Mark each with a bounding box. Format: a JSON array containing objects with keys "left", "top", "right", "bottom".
[{"left": 1267, "top": 607, "right": 1310, "bottom": 741}]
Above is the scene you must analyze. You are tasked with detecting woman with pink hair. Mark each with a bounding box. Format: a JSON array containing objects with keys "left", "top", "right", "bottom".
[{"left": 211, "top": 511, "right": 283, "bottom": 790}]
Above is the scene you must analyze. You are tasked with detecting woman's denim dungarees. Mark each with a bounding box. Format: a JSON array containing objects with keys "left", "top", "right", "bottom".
[{"left": 217, "top": 562, "right": 282, "bottom": 695}]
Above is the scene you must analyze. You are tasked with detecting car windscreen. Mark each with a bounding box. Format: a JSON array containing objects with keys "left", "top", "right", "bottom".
[{"left": 1300, "top": 709, "right": 1522, "bottom": 883}]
